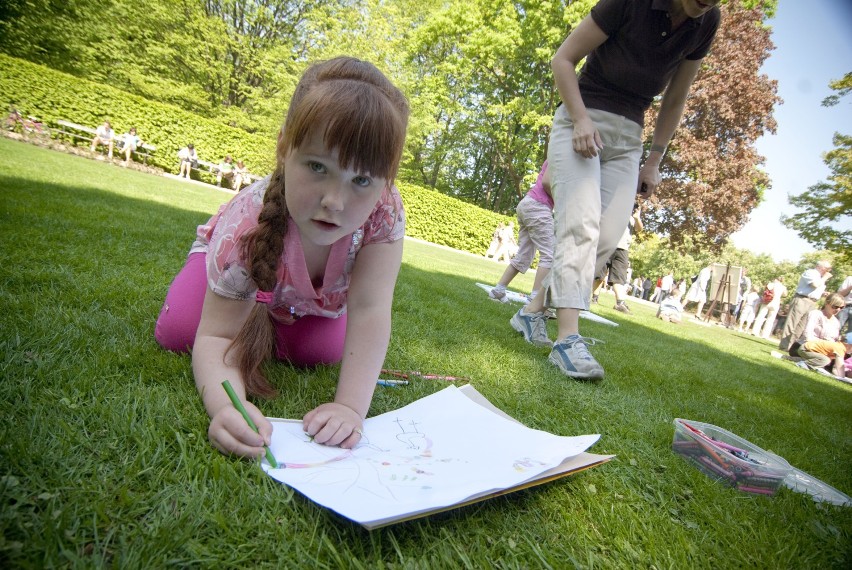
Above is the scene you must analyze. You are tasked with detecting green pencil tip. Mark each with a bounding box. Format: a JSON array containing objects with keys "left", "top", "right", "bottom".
[{"left": 265, "top": 447, "right": 280, "bottom": 469}]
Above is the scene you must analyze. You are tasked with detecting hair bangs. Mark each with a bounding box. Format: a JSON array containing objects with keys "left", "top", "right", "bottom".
[{"left": 285, "top": 79, "right": 406, "bottom": 182}]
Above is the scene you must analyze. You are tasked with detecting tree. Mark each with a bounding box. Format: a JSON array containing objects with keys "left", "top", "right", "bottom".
[
  {"left": 198, "top": 0, "right": 337, "bottom": 132},
  {"left": 402, "top": 0, "right": 573, "bottom": 211},
  {"left": 641, "top": 0, "right": 780, "bottom": 254},
  {"left": 781, "top": 73, "right": 852, "bottom": 266}
]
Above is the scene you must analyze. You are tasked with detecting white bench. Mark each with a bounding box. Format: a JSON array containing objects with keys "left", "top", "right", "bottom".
[
  {"left": 54, "top": 119, "right": 157, "bottom": 164},
  {"left": 192, "top": 159, "right": 262, "bottom": 190}
]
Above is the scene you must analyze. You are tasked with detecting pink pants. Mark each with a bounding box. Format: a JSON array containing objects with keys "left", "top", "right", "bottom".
[{"left": 155, "top": 252, "right": 346, "bottom": 366}]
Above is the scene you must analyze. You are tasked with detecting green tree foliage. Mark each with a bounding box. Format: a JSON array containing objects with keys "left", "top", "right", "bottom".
[
  {"left": 822, "top": 72, "right": 852, "bottom": 107},
  {"left": 0, "top": 0, "right": 222, "bottom": 115},
  {"left": 782, "top": 73, "right": 852, "bottom": 266},
  {"left": 0, "top": 0, "right": 782, "bottom": 254},
  {"left": 642, "top": 0, "right": 779, "bottom": 254}
]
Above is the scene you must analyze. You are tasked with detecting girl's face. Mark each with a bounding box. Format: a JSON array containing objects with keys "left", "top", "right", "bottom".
[{"left": 283, "top": 128, "right": 388, "bottom": 248}]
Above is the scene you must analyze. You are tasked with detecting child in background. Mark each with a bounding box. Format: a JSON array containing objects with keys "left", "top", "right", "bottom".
[
  {"left": 216, "top": 155, "right": 235, "bottom": 187},
  {"left": 177, "top": 144, "right": 198, "bottom": 178},
  {"left": 737, "top": 285, "right": 760, "bottom": 332},
  {"left": 155, "top": 57, "right": 409, "bottom": 459},
  {"left": 492, "top": 221, "right": 518, "bottom": 263},
  {"left": 233, "top": 160, "right": 249, "bottom": 191},
  {"left": 485, "top": 222, "right": 504, "bottom": 258},
  {"left": 657, "top": 288, "right": 684, "bottom": 324},
  {"left": 121, "top": 127, "right": 143, "bottom": 164},
  {"left": 490, "top": 161, "right": 553, "bottom": 305}
]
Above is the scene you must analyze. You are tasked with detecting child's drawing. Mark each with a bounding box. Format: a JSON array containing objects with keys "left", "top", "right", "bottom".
[
  {"left": 394, "top": 418, "right": 429, "bottom": 451},
  {"left": 263, "top": 386, "right": 600, "bottom": 526},
  {"left": 513, "top": 457, "right": 549, "bottom": 472}
]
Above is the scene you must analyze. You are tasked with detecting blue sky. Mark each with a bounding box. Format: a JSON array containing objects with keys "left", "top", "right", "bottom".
[{"left": 728, "top": 0, "right": 852, "bottom": 262}]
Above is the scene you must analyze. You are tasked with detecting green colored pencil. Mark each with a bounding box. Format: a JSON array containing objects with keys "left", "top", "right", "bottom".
[{"left": 221, "top": 380, "right": 279, "bottom": 468}]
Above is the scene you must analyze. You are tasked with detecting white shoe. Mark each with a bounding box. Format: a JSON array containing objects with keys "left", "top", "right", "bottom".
[{"left": 489, "top": 287, "right": 508, "bottom": 303}]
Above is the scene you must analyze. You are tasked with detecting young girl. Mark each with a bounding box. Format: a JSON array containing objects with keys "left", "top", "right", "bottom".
[
  {"left": 155, "top": 57, "right": 409, "bottom": 460},
  {"left": 121, "top": 127, "right": 143, "bottom": 164},
  {"left": 737, "top": 285, "right": 760, "bottom": 333},
  {"left": 490, "top": 161, "right": 553, "bottom": 307}
]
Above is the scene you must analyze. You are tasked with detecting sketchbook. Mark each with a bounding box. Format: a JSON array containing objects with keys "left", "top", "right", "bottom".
[
  {"left": 475, "top": 282, "right": 619, "bottom": 327},
  {"left": 261, "top": 385, "right": 613, "bottom": 529}
]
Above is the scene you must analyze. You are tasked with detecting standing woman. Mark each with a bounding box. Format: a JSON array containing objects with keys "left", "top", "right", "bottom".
[{"left": 512, "top": 0, "right": 721, "bottom": 379}]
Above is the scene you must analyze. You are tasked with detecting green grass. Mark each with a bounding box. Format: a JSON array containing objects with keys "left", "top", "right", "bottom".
[{"left": 1, "top": 136, "right": 851, "bottom": 568}]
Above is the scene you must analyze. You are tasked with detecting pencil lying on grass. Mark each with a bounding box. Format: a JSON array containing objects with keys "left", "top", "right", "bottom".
[
  {"left": 380, "top": 369, "right": 469, "bottom": 382},
  {"left": 221, "top": 380, "right": 279, "bottom": 468}
]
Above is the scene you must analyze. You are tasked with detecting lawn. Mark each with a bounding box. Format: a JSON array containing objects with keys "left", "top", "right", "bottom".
[{"left": 1, "top": 137, "right": 850, "bottom": 568}]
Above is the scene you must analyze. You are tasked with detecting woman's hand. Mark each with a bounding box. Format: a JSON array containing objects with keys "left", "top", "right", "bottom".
[
  {"left": 572, "top": 116, "right": 604, "bottom": 158},
  {"left": 207, "top": 400, "right": 273, "bottom": 459},
  {"left": 303, "top": 402, "right": 364, "bottom": 449},
  {"left": 637, "top": 158, "right": 662, "bottom": 198}
]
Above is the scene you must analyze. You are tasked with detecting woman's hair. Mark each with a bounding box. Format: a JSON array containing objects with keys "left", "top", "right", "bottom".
[
  {"left": 824, "top": 293, "right": 845, "bottom": 310},
  {"left": 230, "top": 56, "right": 409, "bottom": 398}
]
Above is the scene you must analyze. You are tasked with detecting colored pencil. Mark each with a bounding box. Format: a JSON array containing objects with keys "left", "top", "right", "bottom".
[{"left": 221, "top": 380, "right": 279, "bottom": 468}]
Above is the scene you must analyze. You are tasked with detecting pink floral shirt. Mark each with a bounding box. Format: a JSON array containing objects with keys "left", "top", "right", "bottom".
[{"left": 190, "top": 177, "right": 405, "bottom": 323}]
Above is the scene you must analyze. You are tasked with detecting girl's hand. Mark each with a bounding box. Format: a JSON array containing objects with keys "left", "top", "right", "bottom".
[
  {"left": 572, "top": 116, "right": 604, "bottom": 158},
  {"left": 303, "top": 403, "right": 363, "bottom": 449},
  {"left": 637, "top": 159, "right": 662, "bottom": 199},
  {"left": 207, "top": 401, "right": 272, "bottom": 459}
]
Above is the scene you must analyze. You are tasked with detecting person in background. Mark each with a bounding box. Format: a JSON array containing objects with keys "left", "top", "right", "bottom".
[
  {"left": 642, "top": 275, "right": 653, "bottom": 300},
  {"left": 216, "top": 155, "right": 235, "bottom": 187},
  {"left": 485, "top": 222, "right": 505, "bottom": 259},
  {"left": 178, "top": 144, "right": 198, "bottom": 179},
  {"left": 650, "top": 276, "right": 663, "bottom": 303},
  {"left": 632, "top": 275, "right": 643, "bottom": 298},
  {"left": 659, "top": 271, "right": 675, "bottom": 304},
  {"left": 233, "top": 160, "right": 249, "bottom": 191},
  {"left": 5, "top": 106, "right": 22, "bottom": 131},
  {"left": 657, "top": 287, "right": 684, "bottom": 324},
  {"left": 684, "top": 264, "right": 712, "bottom": 318},
  {"left": 154, "top": 57, "right": 409, "bottom": 459},
  {"left": 493, "top": 222, "right": 517, "bottom": 263},
  {"left": 737, "top": 285, "right": 760, "bottom": 333},
  {"left": 120, "top": 127, "right": 144, "bottom": 164},
  {"left": 795, "top": 293, "right": 848, "bottom": 378},
  {"left": 835, "top": 275, "right": 852, "bottom": 338},
  {"left": 593, "top": 202, "right": 643, "bottom": 314},
  {"left": 91, "top": 120, "right": 115, "bottom": 159},
  {"left": 751, "top": 276, "right": 787, "bottom": 339},
  {"left": 489, "top": 162, "right": 553, "bottom": 306},
  {"left": 779, "top": 260, "right": 833, "bottom": 350}
]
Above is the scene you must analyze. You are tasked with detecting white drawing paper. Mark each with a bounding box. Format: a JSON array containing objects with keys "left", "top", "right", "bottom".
[
  {"left": 262, "top": 386, "right": 600, "bottom": 527},
  {"left": 476, "top": 282, "right": 531, "bottom": 304},
  {"left": 475, "top": 282, "right": 618, "bottom": 327}
]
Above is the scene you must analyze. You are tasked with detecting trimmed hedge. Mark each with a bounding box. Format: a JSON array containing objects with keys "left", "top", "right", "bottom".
[
  {"left": 0, "top": 54, "right": 276, "bottom": 177},
  {"left": 398, "top": 182, "right": 515, "bottom": 256},
  {"left": 1, "top": 54, "right": 519, "bottom": 256}
]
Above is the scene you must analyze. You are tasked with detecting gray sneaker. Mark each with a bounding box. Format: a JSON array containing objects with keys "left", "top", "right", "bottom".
[
  {"left": 489, "top": 287, "right": 508, "bottom": 303},
  {"left": 548, "top": 335, "right": 605, "bottom": 380},
  {"left": 510, "top": 308, "right": 552, "bottom": 347}
]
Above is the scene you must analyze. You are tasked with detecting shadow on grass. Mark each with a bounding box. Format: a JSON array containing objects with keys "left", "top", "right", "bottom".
[
  {"left": 2, "top": 142, "right": 852, "bottom": 568},
  {"left": 3, "top": 171, "right": 848, "bottom": 461},
  {"left": 390, "top": 255, "right": 851, "bottom": 476}
]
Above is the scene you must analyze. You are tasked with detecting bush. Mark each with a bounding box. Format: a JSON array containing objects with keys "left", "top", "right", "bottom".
[
  {"left": 0, "top": 54, "right": 276, "bottom": 176},
  {"left": 0, "top": 54, "right": 521, "bottom": 256},
  {"left": 398, "top": 182, "right": 515, "bottom": 255}
]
